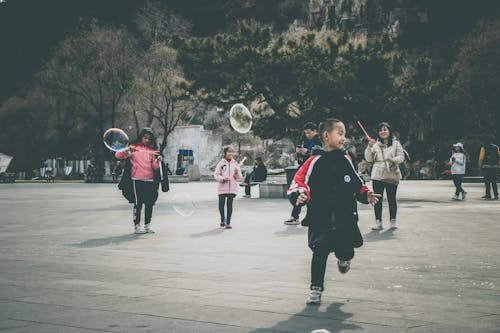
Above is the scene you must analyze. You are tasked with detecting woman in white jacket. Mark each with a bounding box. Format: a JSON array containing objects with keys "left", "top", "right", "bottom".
[
  {"left": 450, "top": 142, "right": 467, "bottom": 201},
  {"left": 364, "top": 122, "right": 405, "bottom": 230}
]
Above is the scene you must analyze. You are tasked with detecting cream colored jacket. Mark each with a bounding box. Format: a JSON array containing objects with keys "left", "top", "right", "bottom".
[{"left": 364, "top": 140, "right": 405, "bottom": 181}]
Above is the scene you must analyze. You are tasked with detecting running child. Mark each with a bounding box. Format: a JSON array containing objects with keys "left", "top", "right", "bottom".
[
  {"left": 288, "top": 119, "right": 380, "bottom": 305},
  {"left": 450, "top": 142, "right": 467, "bottom": 200},
  {"left": 116, "top": 128, "right": 161, "bottom": 234},
  {"left": 214, "top": 146, "right": 242, "bottom": 229}
]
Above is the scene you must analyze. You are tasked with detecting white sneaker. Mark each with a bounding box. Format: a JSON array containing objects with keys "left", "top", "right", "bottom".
[
  {"left": 452, "top": 195, "right": 459, "bottom": 201},
  {"left": 389, "top": 219, "right": 397, "bottom": 230},
  {"left": 462, "top": 192, "right": 467, "bottom": 200},
  {"left": 144, "top": 224, "right": 155, "bottom": 233},
  {"left": 371, "top": 219, "right": 382, "bottom": 230},
  {"left": 134, "top": 225, "right": 146, "bottom": 234},
  {"left": 306, "top": 287, "right": 322, "bottom": 305}
]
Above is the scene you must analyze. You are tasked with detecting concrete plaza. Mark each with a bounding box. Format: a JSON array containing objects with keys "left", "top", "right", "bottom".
[{"left": 0, "top": 181, "right": 499, "bottom": 332}]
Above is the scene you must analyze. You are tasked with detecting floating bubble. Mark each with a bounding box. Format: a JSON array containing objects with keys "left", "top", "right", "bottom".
[
  {"left": 103, "top": 128, "right": 129, "bottom": 152},
  {"left": 229, "top": 103, "right": 252, "bottom": 134},
  {"left": 172, "top": 192, "right": 195, "bottom": 217}
]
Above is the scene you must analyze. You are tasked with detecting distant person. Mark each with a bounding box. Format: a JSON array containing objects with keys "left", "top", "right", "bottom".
[
  {"left": 285, "top": 122, "right": 322, "bottom": 225},
  {"left": 241, "top": 157, "right": 267, "bottom": 198},
  {"left": 288, "top": 118, "right": 379, "bottom": 305},
  {"left": 478, "top": 136, "right": 500, "bottom": 200},
  {"left": 214, "top": 146, "right": 242, "bottom": 229},
  {"left": 364, "top": 122, "right": 405, "bottom": 230},
  {"left": 111, "top": 161, "right": 123, "bottom": 183},
  {"left": 115, "top": 128, "right": 161, "bottom": 234},
  {"left": 450, "top": 143, "right": 467, "bottom": 201}
]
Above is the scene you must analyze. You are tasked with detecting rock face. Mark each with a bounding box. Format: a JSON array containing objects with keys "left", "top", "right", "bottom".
[{"left": 308, "top": 0, "right": 428, "bottom": 39}]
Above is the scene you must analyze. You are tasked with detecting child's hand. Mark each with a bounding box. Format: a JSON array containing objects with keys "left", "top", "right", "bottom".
[
  {"left": 296, "top": 193, "right": 308, "bottom": 206},
  {"left": 223, "top": 176, "right": 230, "bottom": 182},
  {"left": 233, "top": 169, "right": 239, "bottom": 178},
  {"left": 367, "top": 191, "right": 381, "bottom": 205}
]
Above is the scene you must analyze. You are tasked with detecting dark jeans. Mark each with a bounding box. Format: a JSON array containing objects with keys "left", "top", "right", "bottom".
[
  {"left": 482, "top": 167, "right": 498, "bottom": 197},
  {"left": 311, "top": 249, "right": 354, "bottom": 291},
  {"left": 291, "top": 204, "right": 302, "bottom": 219},
  {"left": 218, "top": 194, "right": 236, "bottom": 224},
  {"left": 244, "top": 173, "right": 254, "bottom": 195},
  {"left": 373, "top": 180, "right": 398, "bottom": 220},
  {"left": 132, "top": 180, "right": 155, "bottom": 225},
  {"left": 452, "top": 174, "right": 465, "bottom": 196}
]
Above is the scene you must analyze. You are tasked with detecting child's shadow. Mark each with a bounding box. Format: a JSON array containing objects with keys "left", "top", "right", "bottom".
[
  {"left": 274, "top": 226, "right": 306, "bottom": 237},
  {"left": 249, "top": 302, "right": 361, "bottom": 333},
  {"left": 66, "top": 234, "right": 144, "bottom": 248},
  {"left": 190, "top": 228, "right": 225, "bottom": 238},
  {"left": 363, "top": 229, "right": 396, "bottom": 242}
]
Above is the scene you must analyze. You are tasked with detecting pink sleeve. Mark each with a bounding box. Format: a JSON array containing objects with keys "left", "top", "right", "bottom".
[
  {"left": 115, "top": 150, "right": 130, "bottom": 160},
  {"left": 214, "top": 161, "right": 224, "bottom": 182}
]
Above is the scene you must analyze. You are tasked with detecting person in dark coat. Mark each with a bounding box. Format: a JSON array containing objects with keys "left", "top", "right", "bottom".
[
  {"left": 288, "top": 118, "right": 380, "bottom": 305},
  {"left": 241, "top": 157, "right": 268, "bottom": 197},
  {"left": 285, "top": 122, "right": 323, "bottom": 225}
]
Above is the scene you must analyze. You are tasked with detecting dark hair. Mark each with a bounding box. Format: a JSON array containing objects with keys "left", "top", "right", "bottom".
[
  {"left": 303, "top": 122, "right": 318, "bottom": 132},
  {"left": 255, "top": 157, "right": 263, "bottom": 163},
  {"left": 319, "top": 118, "right": 343, "bottom": 141},
  {"left": 135, "top": 127, "right": 157, "bottom": 148},
  {"left": 223, "top": 145, "right": 234, "bottom": 158},
  {"left": 377, "top": 122, "right": 393, "bottom": 146}
]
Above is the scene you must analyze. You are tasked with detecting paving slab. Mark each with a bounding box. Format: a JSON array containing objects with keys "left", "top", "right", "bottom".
[{"left": 0, "top": 181, "right": 499, "bottom": 332}]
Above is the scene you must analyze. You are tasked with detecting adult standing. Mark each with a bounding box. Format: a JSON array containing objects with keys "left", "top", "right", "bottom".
[
  {"left": 284, "top": 122, "right": 322, "bottom": 225},
  {"left": 478, "top": 136, "right": 500, "bottom": 200},
  {"left": 364, "top": 122, "right": 405, "bottom": 230}
]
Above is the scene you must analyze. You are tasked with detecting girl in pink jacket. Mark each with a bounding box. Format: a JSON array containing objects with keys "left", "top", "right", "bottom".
[
  {"left": 214, "top": 146, "right": 242, "bottom": 229},
  {"left": 115, "top": 128, "right": 161, "bottom": 234}
]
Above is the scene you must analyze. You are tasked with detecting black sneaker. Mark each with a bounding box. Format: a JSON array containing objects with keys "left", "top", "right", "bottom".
[
  {"left": 284, "top": 217, "right": 300, "bottom": 225},
  {"left": 337, "top": 260, "right": 351, "bottom": 274},
  {"left": 494, "top": 196, "right": 499, "bottom": 200},
  {"left": 481, "top": 195, "right": 492, "bottom": 200}
]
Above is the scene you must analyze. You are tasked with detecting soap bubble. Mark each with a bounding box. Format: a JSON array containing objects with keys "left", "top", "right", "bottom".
[
  {"left": 103, "top": 128, "right": 129, "bottom": 152},
  {"left": 172, "top": 192, "right": 195, "bottom": 217},
  {"left": 229, "top": 103, "right": 252, "bottom": 134}
]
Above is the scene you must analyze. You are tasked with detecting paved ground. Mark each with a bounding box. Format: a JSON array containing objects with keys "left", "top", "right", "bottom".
[{"left": 0, "top": 181, "right": 499, "bottom": 333}]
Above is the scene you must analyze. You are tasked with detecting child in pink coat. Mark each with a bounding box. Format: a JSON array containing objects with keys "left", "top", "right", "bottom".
[
  {"left": 115, "top": 128, "right": 161, "bottom": 234},
  {"left": 214, "top": 146, "right": 242, "bottom": 229}
]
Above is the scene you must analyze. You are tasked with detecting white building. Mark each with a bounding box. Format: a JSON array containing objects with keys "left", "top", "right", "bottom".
[{"left": 163, "top": 125, "right": 222, "bottom": 177}]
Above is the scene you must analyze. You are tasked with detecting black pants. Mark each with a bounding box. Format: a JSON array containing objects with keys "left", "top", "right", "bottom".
[
  {"left": 483, "top": 168, "right": 498, "bottom": 197},
  {"left": 452, "top": 174, "right": 465, "bottom": 196},
  {"left": 311, "top": 249, "right": 354, "bottom": 291},
  {"left": 218, "top": 194, "right": 236, "bottom": 224},
  {"left": 373, "top": 180, "right": 398, "bottom": 220},
  {"left": 291, "top": 204, "right": 302, "bottom": 219},
  {"left": 133, "top": 180, "right": 155, "bottom": 225},
  {"left": 244, "top": 173, "right": 254, "bottom": 195}
]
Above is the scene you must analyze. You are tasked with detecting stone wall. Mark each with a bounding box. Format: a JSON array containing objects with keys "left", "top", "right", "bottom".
[{"left": 163, "top": 125, "right": 222, "bottom": 176}]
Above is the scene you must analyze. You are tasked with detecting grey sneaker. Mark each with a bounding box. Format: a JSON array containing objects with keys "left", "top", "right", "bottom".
[
  {"left": 134, "top": 225, "right": 146, "bottom": 234},
  {"left": 389, "top": 219, "right": 397, "bottom": 229},
  {"left": 306, "top": 287, "right": 322, "bottom": 305},
  {"left": 144, "top": 224, "right": 155, "bottom": 233},
  {"left": 337, "top": 260, "right": 351, "bottom": 274},
  {"left": 452, "top": 194, "right": 459, "bottom": 201},
  {"left": 461, "top": 192, "right": 467, "bottom": 200},
  {"left": 371, "top": 219, "right": 382, "bottom": 230},
  {"left": 284, "top": 217, "right": 300, "bottom": 225}
]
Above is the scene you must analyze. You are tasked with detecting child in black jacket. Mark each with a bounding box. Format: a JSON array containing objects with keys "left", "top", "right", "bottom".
[{"left": 288, "top": 118, "right": 380, "bottom": 305}]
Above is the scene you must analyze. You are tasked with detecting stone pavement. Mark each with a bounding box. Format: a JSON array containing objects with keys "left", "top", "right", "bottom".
[{"left": 0, "top": 181, "right": 499, "bottom": 333}]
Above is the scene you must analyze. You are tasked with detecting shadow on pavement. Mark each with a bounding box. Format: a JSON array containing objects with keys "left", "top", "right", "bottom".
[
  {"left": 190, "top": 228, "right": 225, "bottom": 238},
  {"left": 274, "top": 226, "right": 307, "bottom": 237},
  {"left": 66, "top": 234, "right": 144, "bottom": 247},
  {"left": 363, "top": 229, "right": 396, "bottom": 242},
  {"left": 249, "top": 302, "right": 361, "bottom": 333}
]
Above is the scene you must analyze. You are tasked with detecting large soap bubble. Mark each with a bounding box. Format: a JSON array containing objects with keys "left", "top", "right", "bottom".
[
  {"left": 103, "top": 128, "right": 129, "bottom": 152},
  {"left": 172, "top": 192, "right": 195, "bottom": 217},
  {"left": 229, "top": 103, "right": 252, "bottom": 134}
]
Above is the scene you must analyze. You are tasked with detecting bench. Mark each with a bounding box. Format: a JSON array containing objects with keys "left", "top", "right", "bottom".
[{"left": 258, "top": 182, "right": 287, "bottom": 199}]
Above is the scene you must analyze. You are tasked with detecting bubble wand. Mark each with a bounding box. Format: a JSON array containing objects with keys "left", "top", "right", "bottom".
[{"left": 356, "top": 121, "right": 371, "bottom": 141}]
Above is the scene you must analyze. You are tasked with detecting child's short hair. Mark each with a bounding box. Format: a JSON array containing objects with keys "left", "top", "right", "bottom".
[
  {"left": 223, "top": 145, "right": 235, "bottom": 157},
  {"left": 319, "top": 118, "right": 342, "bottom": 140},
  {"left": 303, "top": 122, "right": 318, "bottom": 132}
]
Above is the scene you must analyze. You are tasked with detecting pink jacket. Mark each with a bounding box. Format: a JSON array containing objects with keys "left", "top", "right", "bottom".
[
  {"left": 214, "top": 158, "right": 242, "bottom": 195},
  {"left": 115, "top": 143, "right": 160, "bottom": 181}
]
